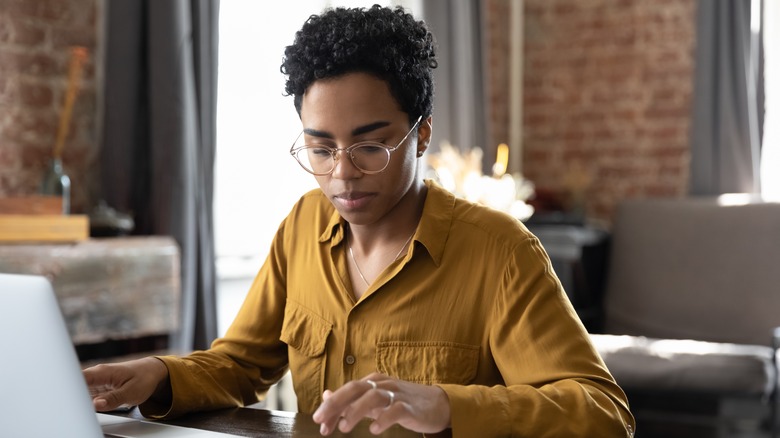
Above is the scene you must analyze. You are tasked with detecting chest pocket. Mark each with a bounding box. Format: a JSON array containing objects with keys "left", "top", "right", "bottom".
[
  {"left": 376, "top": 341, "right": 479, "bottom": 385},
  {"left": 280, "top": 301, "right": 332, "bottom": 412}
]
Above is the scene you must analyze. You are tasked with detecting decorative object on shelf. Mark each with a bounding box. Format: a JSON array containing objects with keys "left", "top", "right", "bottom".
[
  {"left": 40, "top": 46, "right": 88, "bottom": 214},
  {"left": 40, "top": 158, "right": 71, "bottom": 214},
  {"left": 0, "top": 214, "right": 89, "bottom": 243},
  {"left": 560, "top": 162, "right": 593, "bottom": 219},
  {"left": 426, "top": 141, "right": 535, "bottom": 221},
  {"left": 89, "top": 200, "right": 135, "bottom": 237},
  {"left": 0, "top": 196, "right": 63, "bottom": 215},
  {"left": 0, "top": 195, "right": 89, "bottom": 243}
]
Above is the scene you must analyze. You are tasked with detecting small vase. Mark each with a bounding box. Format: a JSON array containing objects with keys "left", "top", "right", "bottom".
[{"left": 40, "top": 158, "right": 71, "bottom": 214}]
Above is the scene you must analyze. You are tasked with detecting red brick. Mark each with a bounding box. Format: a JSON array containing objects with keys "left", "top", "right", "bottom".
[
  {"left": 0, "top": 141, "right": 23, "bottom": 169},
  {"left": 16, "top": 80, "right": 53, "bottom": 107},
  {"left": 51, "top": 25, "right": 96, "bottom": 49},
  {"left": 643, "top": 106, "right": 690, "bottom": 120},
  {"left": 3, "top": 0, "right": 696, "bottom": 227},
  {"left": 19, "top": 141, "right": 53, "bottom": 167},
  {"left": 649, "top": 145, "right": 687, "bottom": 158},
  {"left": 5, "top": 0, "right": 74, "bottom": 22},
  {"left": 0, "top": 50, "right": 59, "bottom": 76},
  {"left": 0, "top": 0, "right": 98, "bottom": 210},
  {"left": 2, "top": 109, "right": 58, "bottom": 143},
  {"left": 0, "top": 18, "right": 47, "bottom": 46}
]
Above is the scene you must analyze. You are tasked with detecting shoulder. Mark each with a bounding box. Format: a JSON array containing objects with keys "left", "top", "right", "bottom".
[
  {"left": 421, "top": 181, "right": 537, "bottom": 259},
  {"left": 288, "top": 188, "right": 334, "bottom": 218},
  {"left": 450, "top": 196, "right": 535, "bottom": 247},
  {"left": 280, "top": 188, "right": 338, "bottom": 238}
]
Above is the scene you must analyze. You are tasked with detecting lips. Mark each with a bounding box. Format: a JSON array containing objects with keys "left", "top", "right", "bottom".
[{"left": 334, "top": 191, "right": 375, "bottom": 210}]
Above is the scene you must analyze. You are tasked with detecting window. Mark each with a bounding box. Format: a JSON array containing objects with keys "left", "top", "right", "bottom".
[{"left": 761, "top": 0, "right": 780, "bottom": 200}]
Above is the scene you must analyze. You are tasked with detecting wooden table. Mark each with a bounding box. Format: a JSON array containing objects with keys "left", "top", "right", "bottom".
[{"left": 114, "top": 406, "right": 440, "bottom": 437}]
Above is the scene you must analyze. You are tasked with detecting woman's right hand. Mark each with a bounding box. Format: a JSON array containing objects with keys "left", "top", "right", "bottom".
[{"left": 82, "top": 357, "right": 170, "bottom": 411}]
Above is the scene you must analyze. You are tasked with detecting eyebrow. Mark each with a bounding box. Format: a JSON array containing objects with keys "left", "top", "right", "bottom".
[{"left": 303, "top": 121, "right": 392, "bottom": 139}]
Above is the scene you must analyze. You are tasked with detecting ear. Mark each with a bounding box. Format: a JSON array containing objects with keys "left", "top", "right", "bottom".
[{"left": 416, "top": 116, "right": 433, "bottom": 156}]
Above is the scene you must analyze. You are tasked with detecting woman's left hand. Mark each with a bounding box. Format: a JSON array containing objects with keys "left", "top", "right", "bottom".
[{"left": 312, "top": 372, "right": 451, "bottom": 435}]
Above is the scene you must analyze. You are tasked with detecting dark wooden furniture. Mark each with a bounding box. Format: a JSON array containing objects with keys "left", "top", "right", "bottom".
[{"left": 112, "top": 406, "right": 431, "bottom": 437}]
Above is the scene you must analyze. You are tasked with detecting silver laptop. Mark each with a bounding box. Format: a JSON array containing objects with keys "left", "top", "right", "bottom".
[{"left": 0, "top": 273, "right": 239, "bottom": 438}]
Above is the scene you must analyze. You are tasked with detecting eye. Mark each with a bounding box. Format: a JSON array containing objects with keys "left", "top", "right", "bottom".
[
  {"left": 354, "top": 143, "right": 387, "bottom": 154},
  {"left": 309, "top": 147, "right": 332, "bottom": 157}
]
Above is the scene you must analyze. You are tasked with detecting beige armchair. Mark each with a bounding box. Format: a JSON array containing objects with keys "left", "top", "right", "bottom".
[{"left": 589, "top": 198, "right": 780, "bottom": 437}]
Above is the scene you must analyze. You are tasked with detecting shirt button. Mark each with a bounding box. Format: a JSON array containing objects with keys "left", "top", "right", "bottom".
[{"left": 345, "top": 355, "right": 356, "bottom": 365}]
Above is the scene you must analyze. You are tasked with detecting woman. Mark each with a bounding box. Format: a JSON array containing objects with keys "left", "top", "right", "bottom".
[{"left": 85, "top": 6, "right": 634, "bottom": 437}]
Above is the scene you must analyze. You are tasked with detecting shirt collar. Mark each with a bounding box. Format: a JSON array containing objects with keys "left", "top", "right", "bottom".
[
  {"left": 320, "top": 206, "right": 346, "bottom": 246},
  {"left": 415, "top": 179, "right": 454, "bottom": 267},
  {"left": 317, "top": 179, "right": 454, "bottom": 266}
]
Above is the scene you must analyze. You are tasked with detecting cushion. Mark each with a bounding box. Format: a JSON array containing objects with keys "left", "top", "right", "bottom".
[
  {"left": 591, "top": 334, "right": 777, "bottom": 398},
  {"left": 603, "top": 199, "right": 780, "bottom": 346}
]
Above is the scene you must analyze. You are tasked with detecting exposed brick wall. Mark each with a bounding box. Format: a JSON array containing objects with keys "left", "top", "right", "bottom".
[
  {"left": 0, "top": 0, "right": 100, "bottom": 214},
  {"left": 0, "top": 0, "right": 695, "bottom": 225},
  {"left": 483, "top": 0, "right": 511, "bottom": 163},
  {"left": 486, "top": 0, "right": 696, "bottom": 225}
]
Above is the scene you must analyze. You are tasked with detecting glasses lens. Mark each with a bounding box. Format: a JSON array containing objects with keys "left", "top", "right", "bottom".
[
  {"left": 295, "top": 147, "right": 334, "bottom": 175},
  {"left": 351, "top": 143, "right": 391, "bottom": 173}
]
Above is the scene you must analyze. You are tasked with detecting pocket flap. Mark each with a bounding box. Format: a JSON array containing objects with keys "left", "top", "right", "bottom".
[
  {"left": 280, "top": 302, "right": 332, "bottom": 357},
  {"left": 376, "top": 341, "right": 480, "bottom": 384}
]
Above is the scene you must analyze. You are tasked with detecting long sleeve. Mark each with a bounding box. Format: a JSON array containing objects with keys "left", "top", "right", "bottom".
[
  {"left": 140, "top": 222, "right": 291, "bottom": 419},
  {"left": 438, "top": 237, "right": 634, "bottom": 437}
]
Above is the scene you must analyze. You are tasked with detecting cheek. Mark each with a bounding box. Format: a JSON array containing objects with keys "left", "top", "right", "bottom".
[
  {"left": 314, "top": 175, "right": 329, "bottom": 192},
  {"left": 398, "top": 151, "right": 420, "bottom": 176},
  {"left": 385, "top": 153, "right": 419, "bottom": 191}
]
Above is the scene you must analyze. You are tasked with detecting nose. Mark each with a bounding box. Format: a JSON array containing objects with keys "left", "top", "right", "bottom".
[{"left": 330, "top": 148, "right": 362, "bottom": 179}]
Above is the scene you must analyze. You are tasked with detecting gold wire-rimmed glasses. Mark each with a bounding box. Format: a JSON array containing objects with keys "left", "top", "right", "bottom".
[{"left": 290, "top": 116, "right": 422, "bottom": 175}]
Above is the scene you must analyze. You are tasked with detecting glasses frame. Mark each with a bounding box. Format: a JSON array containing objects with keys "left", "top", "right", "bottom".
[{"left": 290, "top": 116, "right": 423, "bottom": 176}]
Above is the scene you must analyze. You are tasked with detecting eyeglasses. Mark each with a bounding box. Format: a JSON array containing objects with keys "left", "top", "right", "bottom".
[{"left": 290, "top": 116, "right": 422, "bottom": 176}]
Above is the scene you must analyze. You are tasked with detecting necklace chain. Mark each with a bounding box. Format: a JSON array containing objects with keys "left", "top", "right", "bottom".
[{"left": 348, "top": 230, "right": 415, "bottom": 287}]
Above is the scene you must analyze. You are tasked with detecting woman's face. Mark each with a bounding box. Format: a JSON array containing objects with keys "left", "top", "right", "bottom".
[{"left": 298, "top": 72, "right": 430, "bottom": 227}]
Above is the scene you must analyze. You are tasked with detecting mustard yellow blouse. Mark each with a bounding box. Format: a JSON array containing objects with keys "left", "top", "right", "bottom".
[{"left": 145, "top": 180, "right": 635, "bottom": 437}]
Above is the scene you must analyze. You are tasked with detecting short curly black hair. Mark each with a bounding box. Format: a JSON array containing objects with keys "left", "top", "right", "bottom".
[{"left": 280, "top": 4, "right": 437, "bottom": 124}]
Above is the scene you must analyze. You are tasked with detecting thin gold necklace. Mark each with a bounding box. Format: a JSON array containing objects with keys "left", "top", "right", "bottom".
[{"left": 348, "top": 230, "right": 415, "bottom": 286}]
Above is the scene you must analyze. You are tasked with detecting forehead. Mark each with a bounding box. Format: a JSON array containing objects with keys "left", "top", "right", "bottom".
[{"left": 300, "top": 72, "right": 404, "bottom": 127}]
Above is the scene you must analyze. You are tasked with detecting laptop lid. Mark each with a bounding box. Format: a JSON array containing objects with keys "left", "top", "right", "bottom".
[
  {"left": 0, "top": 272, "right": 103, "bottom": 438},
  {"left": 0, "top": 273, "right": 243, "bottom": 438}
]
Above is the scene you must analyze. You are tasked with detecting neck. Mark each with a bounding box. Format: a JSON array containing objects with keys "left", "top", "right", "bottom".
[{"left": 349, "top": 180, "right": 427, "bottom": 251}]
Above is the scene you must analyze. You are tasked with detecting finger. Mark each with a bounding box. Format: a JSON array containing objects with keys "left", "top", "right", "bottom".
[
  {"left": 313, "top": 380, "right": 373, "bottom": 423},
  {"left": 314, "top": 379, "right": 382, "bottom": 435},
  {"left": 83, "top": 364, "right": 115, "bottom": 387},
  {"left": 369, "top": 402, "right": 408, "bottom": 435},
  {"left": 314, "top": 389, "right": 347, "bottom": 435},
  {"left": 337, "top": 387, "right": 395, "bottom": 432},
  {"left": 96, "top": 385, "right": 132, "bottom": 412},
  {"left": 93, "top": 397, "right": 109, "bottom": 411}
]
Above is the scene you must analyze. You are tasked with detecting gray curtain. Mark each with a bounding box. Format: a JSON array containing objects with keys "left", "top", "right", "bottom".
[
  {"left": 690, "top": 0, "right": 763, "bottom": 195},
  {"left": 101, "top": 0, "right": 219, "bottom": 351},
  {"left": 423, "top": 0, "right": 491, "bottom": 174}
]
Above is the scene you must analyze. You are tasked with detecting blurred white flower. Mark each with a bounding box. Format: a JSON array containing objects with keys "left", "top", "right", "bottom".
[{"left": 426, "top": 141, "right": 535, "bottom": 221}]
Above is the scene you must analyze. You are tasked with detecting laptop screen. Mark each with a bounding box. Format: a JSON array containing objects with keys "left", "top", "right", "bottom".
[{"left": 0, "top": 273, "right": 103, "bottom": 438}]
